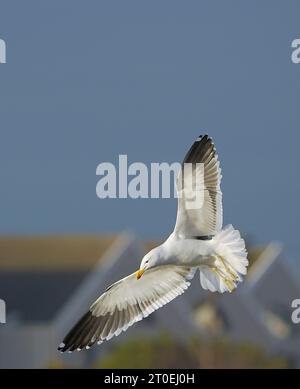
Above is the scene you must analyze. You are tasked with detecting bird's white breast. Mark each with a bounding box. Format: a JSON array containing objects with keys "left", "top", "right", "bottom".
[{"left": 160, "top": 233, "right": 215, "bottom": 267}]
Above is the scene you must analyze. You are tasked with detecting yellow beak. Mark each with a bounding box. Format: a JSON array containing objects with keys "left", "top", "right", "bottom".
[{"left": 136, "top": 268, "right": 145, "bottom": 280}]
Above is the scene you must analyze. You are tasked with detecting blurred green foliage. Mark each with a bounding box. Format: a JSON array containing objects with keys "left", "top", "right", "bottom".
[
  {"left": 94, "top": 333, "right": 290, "bottom": 369},
  {"left": 96, "top": 333, "right": 197, "bottom": 369}
]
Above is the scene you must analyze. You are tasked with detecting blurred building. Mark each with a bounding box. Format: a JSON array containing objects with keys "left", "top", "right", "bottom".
[{"left": 0, "top": 233, "right": 299, "bottom": 368}]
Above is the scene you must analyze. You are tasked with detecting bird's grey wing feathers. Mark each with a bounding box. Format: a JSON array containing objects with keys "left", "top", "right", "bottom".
[
  {"left": 174, "top": 134, "right": 223, "bottom": 238},
  {"left": 58, "top": 265, "right": 194, "bottom": 352}
]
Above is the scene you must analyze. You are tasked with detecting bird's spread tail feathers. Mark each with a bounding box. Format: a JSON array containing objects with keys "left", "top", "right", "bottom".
[{"left": 199, "top": 225, "right": 248, "bottom": 293}]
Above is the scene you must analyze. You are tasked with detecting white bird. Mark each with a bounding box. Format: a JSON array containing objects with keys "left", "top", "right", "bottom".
[{"left": 58, "top": 135, "right": 248, "bottom": 352}]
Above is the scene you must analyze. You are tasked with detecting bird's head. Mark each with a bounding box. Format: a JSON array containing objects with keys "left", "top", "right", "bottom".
[{"left": 136, "top": 248, "right": 160, "bottom": 280}]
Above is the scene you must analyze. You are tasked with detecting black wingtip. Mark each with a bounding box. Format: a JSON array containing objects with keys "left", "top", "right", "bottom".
[
  {"left": 58, "top": 343, "right": 67, "bottom": 353},
  {"left": 197, "top": 134, "right": 211, "bottom": 141},
  {"left": 57, "top": 311, "right": 95, "bottom": 353},
  {"left": 182, "top": 133, "right": 216, "bottom": 165}
]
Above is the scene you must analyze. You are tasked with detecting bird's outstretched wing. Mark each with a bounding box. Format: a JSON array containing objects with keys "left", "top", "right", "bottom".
[
  {"left": 174, "top": 135, "right": 223, "bottom": 238},
  {"left": 58, "top": 265, "right": 194, "bottom": 352}
]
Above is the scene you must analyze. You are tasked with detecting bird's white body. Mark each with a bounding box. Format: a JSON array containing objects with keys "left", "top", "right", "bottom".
[
  {"left": 146, "top": 234, "right": 214, "bottom": 268},
  {"left": 59, "top": 134, "right": 248, "bottom": 352}
]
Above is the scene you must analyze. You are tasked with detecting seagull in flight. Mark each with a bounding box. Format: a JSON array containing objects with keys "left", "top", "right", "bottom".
[{"left": 58, "top": 135, "right": 248, "bottom": 352}]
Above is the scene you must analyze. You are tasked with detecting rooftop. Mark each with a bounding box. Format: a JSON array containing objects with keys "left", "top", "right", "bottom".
[
  {"left": 0, "top": 235, "right": 116, "bottom": 271},
  {"left": 0, "top": 233, "right": 274, "bottom": 323}
]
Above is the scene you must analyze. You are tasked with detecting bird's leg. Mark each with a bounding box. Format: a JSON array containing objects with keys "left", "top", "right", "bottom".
[
  {"left": 208, "top": 266, "right": 233, "bottom": 292},
  {"left": 209, "top": 258, "right": 236, "bottom": 293},
  {"left": 218, "top": 255, "right": 239, "bottom": 282}
]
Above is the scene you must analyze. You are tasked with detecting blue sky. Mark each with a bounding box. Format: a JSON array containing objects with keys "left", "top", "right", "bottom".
[{"left": 0, "top": 1, "right": 300, "bottom": 261}]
